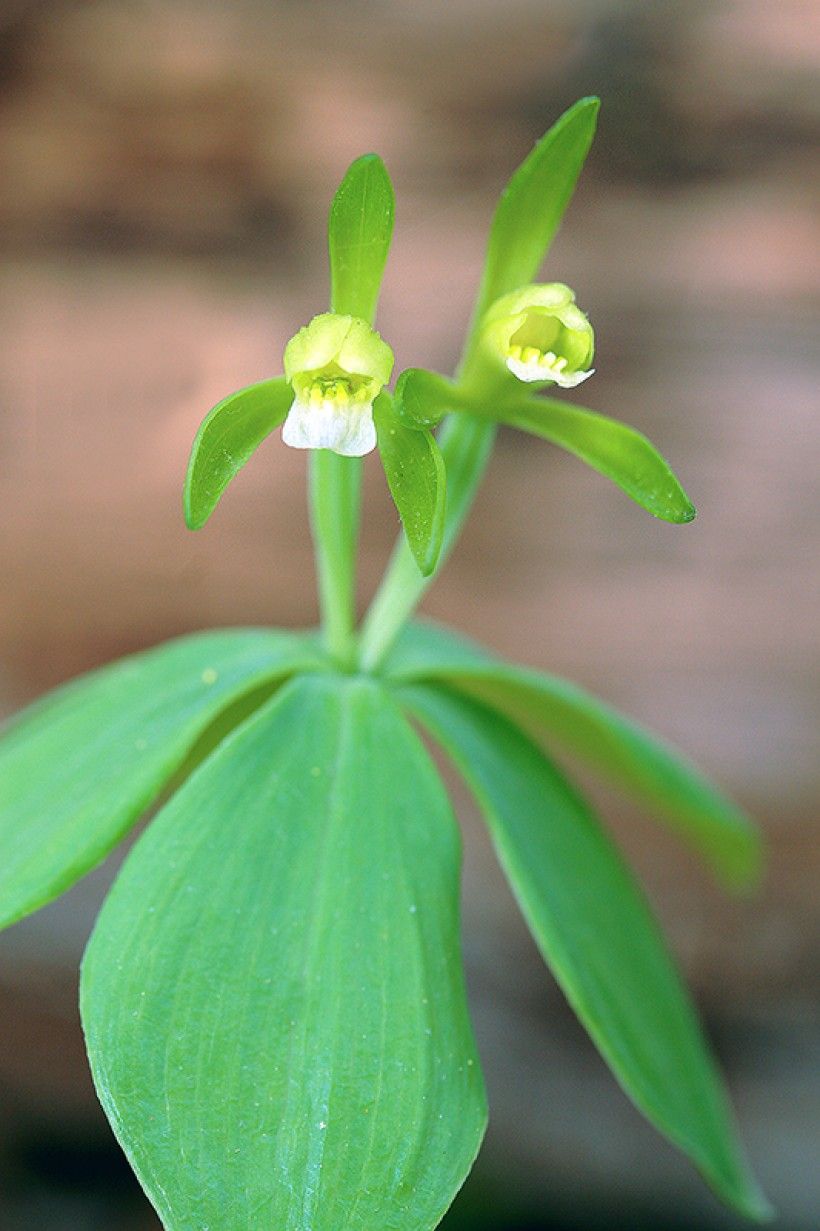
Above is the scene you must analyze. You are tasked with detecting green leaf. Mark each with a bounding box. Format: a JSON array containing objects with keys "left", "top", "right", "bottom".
[
  {"left": 384, "top": 621, "right": 761, "bottom": 889},
  {"left": 81, "top": 673, "right": 486, "bottom": 1231},
  {"left": 375, "top": 393, "right": 447, "bottom": 577},
  {"left": 0, "top": 629, "right": 322, "bottom": 930},
  {"left": 393, "top": 368, "right": 454, "bottom": 430},
  {"left": 329, "top": 154, "right": 395, "bottom": 325},
  {"left": 474, "top": 98, "right": 600, "bottom": 326},
  {"left": 184, "top": 377, "right": 293, "bottom": 529},
  {"left": 495, "top": 395, "right": 696, "bottom": 523},
  {"left": 400, "top": 682, "right": 771, "bottom": 1222}
]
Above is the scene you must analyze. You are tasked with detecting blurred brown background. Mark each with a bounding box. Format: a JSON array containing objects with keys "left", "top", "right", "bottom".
[{"left": 0, "top": 1, "right": 818, "bottom": 1228}]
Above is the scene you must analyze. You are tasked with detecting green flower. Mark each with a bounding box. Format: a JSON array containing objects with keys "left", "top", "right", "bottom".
[
  {"left": 282, "top": 313, "right": 394, "bottom": 457},
  {"left": 480, "top": 283, "right": 594, "bottom": 388}
]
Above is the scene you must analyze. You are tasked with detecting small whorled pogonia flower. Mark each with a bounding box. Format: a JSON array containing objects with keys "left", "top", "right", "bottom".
[
  {"left": 481, "top": 283, "right": 594, "bottom": 388},
  {"left": 282, "top": 313, "right": 394, "bottom": 457}
]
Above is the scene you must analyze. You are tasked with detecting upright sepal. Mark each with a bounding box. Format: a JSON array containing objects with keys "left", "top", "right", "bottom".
[
  {"left": 81, "top": 674, "right": 486, "bottom": 1231},
  {"left": 472, "top": 97, "right": 600, "bottom": 329},
  {"left": 329, "top": 154, "right": 395, "bottom": 325}
]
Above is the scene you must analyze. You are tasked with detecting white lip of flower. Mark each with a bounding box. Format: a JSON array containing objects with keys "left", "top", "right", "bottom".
[
  {"left": 282, "top": 313, "right": 394, "bottom": 458},
  {"left": 505, "top": 344, "right": 594, "bottom": 388},
  {"left": 481, "top": 283, "right": 595, "bottom": 390},
  {"left": 283, "top": 371, "right": 376, "bottom": 456}
]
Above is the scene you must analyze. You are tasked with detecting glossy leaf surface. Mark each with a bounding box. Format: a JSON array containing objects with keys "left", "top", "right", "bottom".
[
  {"left": 184, "top": 377, "right": 293, "bottom": 529},
  {"left": 401, "top": 682, "right": 770, "bottom": 1221},
  {"left": 0, "top": 629, "right": 321, "bottom": 929},
  {"left": 474, "top": 97, "right": 599, "bottom": 325},
  {"left": 329, "top": 154, "right": 395, "bottom": 324},
  {"left": 81, "top": 673, "right": 486, "bottom": 1231},
  {"left": 494, "top": 395, "right": 695, "bottom": 522},
  {"left": 375, "top": 394, "right": 447, "bottom": 576},
  {"left": 385, "top": 621, "right": 760, "bottom": 888}
]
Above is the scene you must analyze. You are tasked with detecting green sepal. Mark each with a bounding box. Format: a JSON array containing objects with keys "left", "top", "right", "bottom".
[
  {"left": 383, "top": 620, "right": 763, "bottom": 889},
  {"left": 0, "top": 629, "right": 324, "bottom": 931},
  {"left": 471, "top": 97, "right": 600, "bottom": 332},
  {"left": 400, "top": 681, "right": 771, "bottom": 1223},
  {"left": 393, "top": 368, "right": 454, "bottom": 430},
  {"left": 375, "top": 393, "right": 447, "bottom": 577},
  {"left": 184, "top": 377, "right": 293, "bottom": 529},
  {"left": 81, "top": 673, "right": 487, "bottom": 1231},
  {"left": 492, "top": 394, "right": 695, "bottom": 523},
  {"left": 329, "top": 154, "right": 395, "bottom": 325}
]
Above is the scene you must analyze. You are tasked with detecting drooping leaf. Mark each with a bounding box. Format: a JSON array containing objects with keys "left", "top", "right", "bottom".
[
  {"left": 494, "top": 395, "right": 695, "bottom": 523},
  {"left": 329, "top": 154, "right": 395, "bottom": 325},
  {"left": 81, "top": 673, "right": 486, "bottom": 1231},
  {"left": 0, "top": 628, "right": 322, "bottom": 930},
  {"left": 384, "top": 621, "right": 761, "bottom": 889},
  {"left": 375, "top": 393, "right": 447, "bottom": 577},
  {"left": 184, "top": 377, "right": 293, "bottom": 529},
  {"left": 472, "top": 97, "right": 600, "bottom": 329},
  {"left": 400, "top": 682, "right": 771, "bottom": 1222}
]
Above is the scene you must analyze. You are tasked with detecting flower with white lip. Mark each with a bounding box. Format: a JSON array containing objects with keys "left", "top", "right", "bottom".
[
  {"left": 480, "top": 283, "right": 594, "bottom": 388},
  {"left": 282, "top": 313, "right": 394, "bottom": 457}
]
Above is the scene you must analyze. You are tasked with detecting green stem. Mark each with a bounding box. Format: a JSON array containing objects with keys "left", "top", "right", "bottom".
[
  {"left": 309, "top": 451, "right": 362, "bottom": 668},
  {"left": 358, "top": 413, "right": 496, "bottom": 672}
]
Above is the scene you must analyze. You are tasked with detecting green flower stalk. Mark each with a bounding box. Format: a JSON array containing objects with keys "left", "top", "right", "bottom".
[
  {"left": 481, "top": 282, "right": 595, "bottom": 387},
  {"left": 282, "top": 313, "right": 394, "bottom": 456}
]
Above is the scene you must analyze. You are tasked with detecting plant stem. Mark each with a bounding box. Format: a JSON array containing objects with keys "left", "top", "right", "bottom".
[
  {"left": 358, "top": 413, "right": 496, "bottom": 672},
  {"left": 309, "top": 451, "right": 361, "bottom": 669}
]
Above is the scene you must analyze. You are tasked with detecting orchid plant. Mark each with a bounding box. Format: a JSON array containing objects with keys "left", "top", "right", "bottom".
[{"left": 0, "top": 99, "right": 771, "bottom": 1229}]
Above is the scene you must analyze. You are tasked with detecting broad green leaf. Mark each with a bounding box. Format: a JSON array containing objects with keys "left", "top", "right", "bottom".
[
  {"left": 0, "top": 628, "right": 322, "bottom": 930},
  {"left": 81, "top": 673, "right": 486, "bottom": 1231},
  {"left": 473, "top": 98, "right": 600, "bottom": 327},
  {"left": 384, "top": 621, "right": 761, "bottom": 889},
  {"left": 495, "top": 395, "right": 696, "bottom": 523},
  {"left": 375, "top": 393, "right": 446, "bottom": 577},
  {"left": 184, "top": 377, "right": 293, "bottom": 529},
  {"left": 400, "top": 683, "right": 771, "bottom": 1222},
  {"left": 329, "top": 154, "right": 395, "bottom": 325},
  {"left": 393, "top": 368, "right": 454, "bottom": 430}
]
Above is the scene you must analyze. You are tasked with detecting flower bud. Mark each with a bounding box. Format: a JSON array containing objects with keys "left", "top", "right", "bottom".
[
  {"left": 282, "top": 313, "right": 394, "bottom": 456},
  {"left": 480, "top": 283, "right": 594, "bottom": 388}
]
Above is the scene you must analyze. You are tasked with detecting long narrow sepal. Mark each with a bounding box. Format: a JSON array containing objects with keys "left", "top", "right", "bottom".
[
  {"left": 184, "top": 377, "right": 293, "bottom": 528},
  {"left": 375, "top": 393, "right": 447, "bottom": 577},
  {"left": 328, "top": 154, "right": 395, "bottom": 325},
  {"left": 494, "top": 395, "right": 696, "bottom": 523},
  {"left": 469, "top": 97, "right": 600, "bottom": 345}
]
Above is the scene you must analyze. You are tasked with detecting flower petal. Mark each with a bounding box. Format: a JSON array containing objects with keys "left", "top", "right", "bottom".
[{"left": 282, "top": 396, "right": 377, "bottom": 457}]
